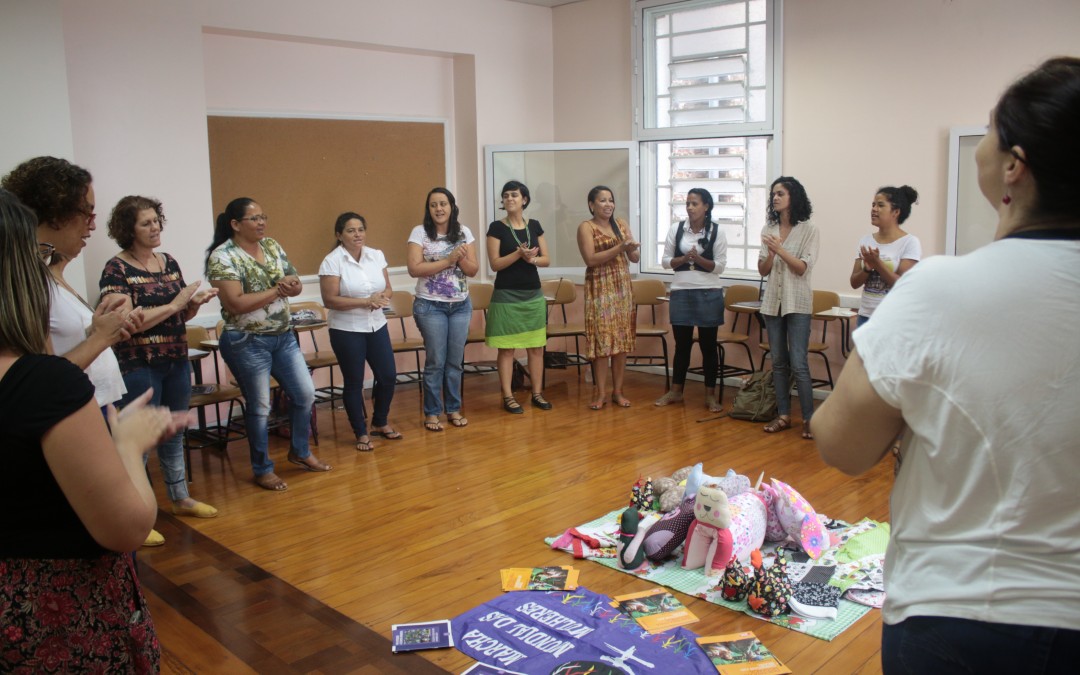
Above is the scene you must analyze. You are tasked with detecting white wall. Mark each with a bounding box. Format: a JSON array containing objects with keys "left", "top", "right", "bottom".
[
  {"left": 2, "top": 0, "right": 555, "bottom": 302},
  {"left": 552, "top": 0, "right": 1080, "bottom": 298}
]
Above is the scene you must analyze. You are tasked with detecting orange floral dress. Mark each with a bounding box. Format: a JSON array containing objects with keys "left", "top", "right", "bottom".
[{"left": 583, "top": 220, "right": 637, "bottom": 359}]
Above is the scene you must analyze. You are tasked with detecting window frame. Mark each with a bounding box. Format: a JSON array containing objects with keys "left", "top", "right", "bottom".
[{"left": 632, "top": 0, "right": 784, "bottom": 279}]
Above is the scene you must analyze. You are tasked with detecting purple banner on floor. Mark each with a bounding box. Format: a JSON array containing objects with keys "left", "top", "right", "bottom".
[{"left": 451, "top": 587, "right": 714, "bottom": 675}]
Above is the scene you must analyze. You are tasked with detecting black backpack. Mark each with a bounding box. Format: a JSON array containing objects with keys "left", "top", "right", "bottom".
[{"left": 729, "top": 370, "right": 777, "bottom": 422}]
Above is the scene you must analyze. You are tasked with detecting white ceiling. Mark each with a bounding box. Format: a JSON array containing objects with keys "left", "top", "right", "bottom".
[{"left": 503, "top": 0, "right": 583, "bottom": 7}]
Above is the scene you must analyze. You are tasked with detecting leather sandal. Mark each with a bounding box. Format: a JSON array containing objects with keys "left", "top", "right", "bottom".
[
  {"left": 763, "top": 416, "right": 792, "bottom": 433},
  {"left": 612, "top": 392, "right": 632, "bottom": 408},
  {"left": 286, "top": 451, "right": 332, "bottom": 472},
  {"left": 503, "top": 396, "right": 524, "bottom": 414}
]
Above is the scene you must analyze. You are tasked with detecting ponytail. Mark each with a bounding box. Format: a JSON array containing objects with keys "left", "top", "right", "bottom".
[{"left": 205, "top": 197, "right": 255, "bottom": 275}]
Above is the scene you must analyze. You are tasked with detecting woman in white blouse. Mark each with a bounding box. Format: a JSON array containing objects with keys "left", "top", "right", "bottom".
[
  {"left": 758, "top": 176, "right": 819, "bottom": 440},
  {"left": 850, "top": 185, "right": 922, "bottom": 327},
  {"left": 656, "top": 187, "right": 728, "bottom": 411},
  {"left": 319, "top": 212, "right": 400, "bottom": 452}
]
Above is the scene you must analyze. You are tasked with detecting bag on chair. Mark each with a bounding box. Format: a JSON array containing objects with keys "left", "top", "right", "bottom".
[
  {"left": 511, "top": 360, "right": 530, "bottom": 391},
  {"left": 729, "top": 370, "right": 777, "bottom": 422}
]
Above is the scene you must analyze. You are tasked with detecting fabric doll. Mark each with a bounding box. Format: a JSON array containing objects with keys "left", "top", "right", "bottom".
[{"left": 681, "top": 484, "right": 733, "bottom": 577}]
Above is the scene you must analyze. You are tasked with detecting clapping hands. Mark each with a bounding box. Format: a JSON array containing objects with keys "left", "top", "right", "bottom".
[
  {"left": 859, "top": 245, "right": 882, "bottom": 270},
  {"left": 518, "top": 244, "right": 540, "bottom": 263}
]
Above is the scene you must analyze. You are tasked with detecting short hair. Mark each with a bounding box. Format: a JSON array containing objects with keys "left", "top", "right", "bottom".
[
  {"left": 332, "top": 211, "right": 366, "bottom": 251},
  {"left": 501, "top": 180, "right": 531, "bottom": 210},
  {"left": 767, "top": 176, "right": 813, "bottom": 225},
  {"left": 993, "top": 56, "right": 1080, "bottom": 220},
  {"left": 876, "top": 186, "right": 919, "bottom": 224},
  {"left": 0, "top": 189, "right": 51, "bottom": 354},
  {"left": 1, "top": 156, "right": 93, "bottom": 227},
  {"left": 107, "top": 195, "right": 165, "bottom": 250}
]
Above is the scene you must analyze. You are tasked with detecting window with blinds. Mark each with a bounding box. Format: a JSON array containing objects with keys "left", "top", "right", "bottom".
[{"left": 635, "top": 0, "right": 780, "bottom": 276}]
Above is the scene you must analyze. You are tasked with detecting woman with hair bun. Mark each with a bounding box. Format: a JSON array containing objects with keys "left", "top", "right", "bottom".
[
  {"left": 850, "top": 186, "right": 922, "bottom": 327},
  {"left": 816, "top": 57, "right": 1080, "bottom": 672}
]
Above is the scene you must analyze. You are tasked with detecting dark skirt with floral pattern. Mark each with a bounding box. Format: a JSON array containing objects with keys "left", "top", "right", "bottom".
[{"left": 0, "top": 553, "right": 159, "bottom": 673}]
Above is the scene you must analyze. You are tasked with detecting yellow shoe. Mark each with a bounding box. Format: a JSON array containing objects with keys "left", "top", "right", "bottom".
[
  {"left": 143, "top": 529, "right": 165, "bottom": 547},
  {"left": 171, "top": 501, "right": 219, "bottom": 518}
]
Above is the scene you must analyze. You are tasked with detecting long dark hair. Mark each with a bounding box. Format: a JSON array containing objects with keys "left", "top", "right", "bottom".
[
  {"left": 993, "top": 56, "right": 1080, "bottom": 221},
  {"left": 332, "top": 211, "right": 365, "bottom": 251},
  {"left": 422, "top": 187, "right": 464, "bottom": 243},
  {"left": 205, "top": 197, "right": 256, "bottom": 275},
  {"left": 766, "top": 176, "right": 812, "bottom": 225},
  {"left": 0, "top": 189, "right": 51, "bottom": 355},
  {"left": 876, "top": 186, "right": 919, "bottom": 224},
  {"left": 686, "top": 187, "right": 715, "bottom": 227},
  {"left": 587, "top": 185, "right": 622, "bottom": 241}
]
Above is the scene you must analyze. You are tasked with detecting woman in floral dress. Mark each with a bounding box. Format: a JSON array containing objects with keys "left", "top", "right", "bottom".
[{"left": 576, "top": 186, "right": 639, "bottom": 410}]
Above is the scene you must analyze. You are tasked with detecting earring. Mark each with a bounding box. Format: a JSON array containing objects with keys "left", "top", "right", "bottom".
[{"left": 1002, "top": 193, "right": 1012, "bottom": 205}]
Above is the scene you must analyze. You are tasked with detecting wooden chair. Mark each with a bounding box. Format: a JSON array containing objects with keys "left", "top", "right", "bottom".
[
  {"left": 716, "top": 284, "right": 757, "bottom": 379},
  {"left": 183, "top": 325, "right": 247, "bottom": 477},
  {"left": 758, "top": 289, "right": 839, "bottom": 389},
  {"left": 463, "top": 282, "right": 496, "bottom": 374},
  {"left": 387, "top": 290, "right": 425, "bottom": 412},
  {"left": 626, "top": 278, "right": 670, "bottom": 389},
  {"left": 540, "top": 278, "right": 587, "bottom": 383},
  {"left": 289, "top": 301, "right": 343, "bottom": 407}
]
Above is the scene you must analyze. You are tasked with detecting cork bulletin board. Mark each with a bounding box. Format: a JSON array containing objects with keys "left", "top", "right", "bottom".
[{"left": 207, "top": 116, "right": 446, "bottom": 272}]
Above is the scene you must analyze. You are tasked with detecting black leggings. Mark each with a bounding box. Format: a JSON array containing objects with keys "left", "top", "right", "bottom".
[{"left": 672, "top": 324, "right": 718, "bottom": 388}]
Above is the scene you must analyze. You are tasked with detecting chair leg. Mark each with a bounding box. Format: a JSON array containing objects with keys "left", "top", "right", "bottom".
[
  {"left": 760, "top": 348, "right": 771, "bottom": 371},
  {"left": 661, "top": 337, "right": 670, "bottom": 390}
]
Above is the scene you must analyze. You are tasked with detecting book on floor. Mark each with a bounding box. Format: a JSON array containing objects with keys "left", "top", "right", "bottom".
[
  {"left": 500, "top": 566, "right": 580, "bottom": 592},
  {"left": 696, "top": 631, "right": 791, "bottom": 674},
  {"left": 391, "top": 619, "right": 454, "bottom": 653},
  {"left": 611, "top": 588, "right": 699, "bottom": 634}
]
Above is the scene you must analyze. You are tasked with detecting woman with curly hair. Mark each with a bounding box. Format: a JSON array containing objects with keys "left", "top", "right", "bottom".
[
  {"left": 0, "top": 187, "right": 182, "bottom": 672},
  {"left": 99, "top": 196, "right": 219, "bottom": 534},
  {"left": 758, "top": 176, "right": 819, "bottom": 439}
]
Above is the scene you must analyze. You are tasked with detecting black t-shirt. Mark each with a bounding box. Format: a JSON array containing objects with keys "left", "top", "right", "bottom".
[
  {"left": 487, "top": 219, "right": 544, "bottom": 290},
  {"left": 0, "top": 354, "right": 102, "bottom": 558}
]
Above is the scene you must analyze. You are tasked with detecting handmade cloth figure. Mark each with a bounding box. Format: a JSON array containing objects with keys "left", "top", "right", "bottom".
[
  {"left": 681, "top": 484, "right": 733, "bottom": 577},
  {"left": 644, "top": 494, "right": 697, "bottom": 562},
  {"left": 747, "top": 549, "right": 794, "bottom": 617},
  {"left": 616, "top": 507, "right": 659, "bottom": 570},
  {"left": 721, "top": 555, "right": 751, "bottom": 601}
]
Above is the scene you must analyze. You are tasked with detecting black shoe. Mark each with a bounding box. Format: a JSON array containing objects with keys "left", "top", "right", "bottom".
[
  {"left": 503, "top": 396, "right": 524, "bottom": 414},
  {"left": 531, "top": 393, "right": 553, "bottom": 410}
]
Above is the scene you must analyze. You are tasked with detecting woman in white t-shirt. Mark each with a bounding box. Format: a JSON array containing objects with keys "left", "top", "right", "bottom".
[
  {"left": 406, "top": 188, "right": 480, "bottom": 432},
  {"left": 319, "top": 212, "right": 400, "bottom": 452},
  {"left": 849, "top": 186, "right": 922, "bottom": 327}
]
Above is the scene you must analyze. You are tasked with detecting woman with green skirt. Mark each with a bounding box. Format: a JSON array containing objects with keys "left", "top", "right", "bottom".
[{"left": 486, "top": 180, "right": 551, "bottom": 414}]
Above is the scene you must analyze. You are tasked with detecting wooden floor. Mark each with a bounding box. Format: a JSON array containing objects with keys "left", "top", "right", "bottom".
[{"left": 140, "top": 366, "right": 893, "bottom": 674}]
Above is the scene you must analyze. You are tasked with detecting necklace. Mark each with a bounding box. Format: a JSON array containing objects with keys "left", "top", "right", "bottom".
[
  {"left": 505, "top": 218, "right": 531, "bottom": 249},
  {"left": 51, "top": 271, "right": 94, "bottom": 312},
  {"left": 129, "top": 250, "right": 162, "bottom": 275}
]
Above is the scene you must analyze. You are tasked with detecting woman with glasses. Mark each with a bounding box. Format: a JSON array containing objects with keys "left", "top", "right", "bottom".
[
  {"left": 0, "top": 187, "right": 181, "bottom": 674},
  {"left": 206, "top": 198, "right": 331, "bottom": 492},
  {"left": 407, "top": 187, "right": 479, "bottom": 432},
  {"left": 655, "top": 187, "right": 728, "bottom": 412},
  {"left": 99, "top": 195, "right": 219, "bottom": 528},
  {"left": 2, "top": 158, "right": 138, "bottom": 419}
]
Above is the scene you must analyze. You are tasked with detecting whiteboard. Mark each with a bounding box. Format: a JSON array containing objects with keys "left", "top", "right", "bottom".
[{"left": 945, "top": 126, "right": 999, "bottom": 255}]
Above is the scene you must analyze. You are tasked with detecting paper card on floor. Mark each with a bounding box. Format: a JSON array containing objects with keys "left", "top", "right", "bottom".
[
  {"left": 500, "top": 566, "right": 579, "bottom": 592},
  {"left": 611, "top": 587, "right": 699, "bottom": 633},
  {"left": 696, "top": 631, "right": 791, "bottom": 674}
]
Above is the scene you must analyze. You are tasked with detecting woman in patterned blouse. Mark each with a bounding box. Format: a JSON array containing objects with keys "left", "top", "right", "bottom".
[
  {"left": 206, "top": 198, "right": 332, "bottom": 491},
  {"left": 100, "top": 196, "right": 220, "bottom": 541}
]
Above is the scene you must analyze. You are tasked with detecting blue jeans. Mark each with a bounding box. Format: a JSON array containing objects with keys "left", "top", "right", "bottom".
[
  {"left": 856, "top": 314, "right": 870, "bottom": 329},
  {"left": 412, "top": 296, "right": 471, "bottom": 417},
  {"left": 883, "top": 616, "right": 1080, "bottom": 674},
  {"left": 119, "top": 359, "right": 192, "bottom": 502},
  {"left": 762, "top": 312, "right": 814, "bottom": 419},
  {"left": 218, "top": 330, "right": 315, "bottom": 477},
  {"left": 329, "top": 326, "right": 396, "bottom": 437}
]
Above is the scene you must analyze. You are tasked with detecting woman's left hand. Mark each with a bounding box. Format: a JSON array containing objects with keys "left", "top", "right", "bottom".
[
  {"left": 519, "top": 245, "right": 540, "bottom": 262},
  {"left": 190, "top": 288, "right": 219, "bottom": 307}
]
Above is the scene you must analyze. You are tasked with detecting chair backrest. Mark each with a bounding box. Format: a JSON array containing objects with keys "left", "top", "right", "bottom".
[
  {"left": 725, "top": 284, "right": 759, "bottom": 308},
  {"left": 541, "top": 278, "right": 576, "bottom": 305},
  {"left": 632, "top": 279, "right": 667, "bottom": 307},
  {"left": 468, "top": 283, "right": 494, "bottom": 312},
  {"left": 186, "top": 324, "right": 210, "bottom": 351},
  {"left": 388, "top": 289, "right": 415, "bottom": 323},
  {"left": 812, "top": 290, "right": 841, "bottom": 316},
  {"left": 289, "top": 300, "right": 328, "bottom": 321}
]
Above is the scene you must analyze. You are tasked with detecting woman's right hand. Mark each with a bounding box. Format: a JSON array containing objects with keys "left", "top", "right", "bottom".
[
  {"left": 107, "top": 389, "right": 186, "bottom": 459},
  {"left": 91, "top": 295, "right": 136, "bottom": 345},
  {"left": 445, "top": 245, "right": 464, "bottom": 265},
  {"left": 622, "top": 239, "right": 641, "bottom": 253}
]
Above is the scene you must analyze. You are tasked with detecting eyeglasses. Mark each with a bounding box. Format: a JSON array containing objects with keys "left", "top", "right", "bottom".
[
  {"left": 38, "top": 242, "right": 55, "bottom": 263},
  {"left": 77, "top": 206, "right": 97, "bottom": 223},
  {"left": 240, "top": 214, "right": 269, "bottom": 223}
]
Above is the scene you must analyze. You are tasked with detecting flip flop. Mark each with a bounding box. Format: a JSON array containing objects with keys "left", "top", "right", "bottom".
[
  {"left": 286, "top": 452, "right": 332, "bottom": 472},
  {"left": 424, "top": 416, "right": 444, "bottom": 432},
  {"left": 355, "top": 436, "right": 374, "bottom": 452},
  {"left": 448, "top": 413, "right": 468, "bottom": 427},
  {"left": 371, "top": 428, "right": 403, "bottom": 440},
  {"left": 254, "top": 473, "right": 288, "bottom": 491}
]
